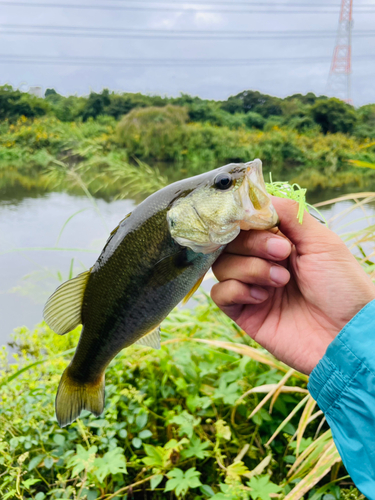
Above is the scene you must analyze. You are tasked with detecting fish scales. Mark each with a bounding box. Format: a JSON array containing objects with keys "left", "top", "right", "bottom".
[
  {"left": 43, "top": 159, "right": 278, "bottom": 426},
  {"left": 75, "top": 209, "right": 219, "bottom": 383}
]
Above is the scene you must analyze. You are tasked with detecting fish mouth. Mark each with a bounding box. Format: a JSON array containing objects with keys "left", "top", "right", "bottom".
[{"left": 238, "top": 159, "right": 279, "bottom": 230}]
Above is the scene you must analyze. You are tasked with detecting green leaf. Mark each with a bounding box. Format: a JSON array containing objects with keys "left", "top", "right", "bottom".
[
  {"left": 185, "top": 467, "right": 202, "bottom": 488},
  {"left": 226, "top": 461, "right": 250, "bottom": 481},
  {"left": 169, "top": 411, "right": 201, "bottom": 439},
  {"left": 93, "top": 447, "right": 127, "bottom": 483},
  {"left": 138, "top": 429, "right": 152, "bottom": 440},
  {"left": 247, "top": 475, "right": 281, "bottom": 500},
  {"left": 142, "top": 444, "right": 168, "bottom": 468},
  {"left": 214, "top": 420, "right": 231, "bottom": 441},
  {"left": 119, "top": 429, "right": 128, "bottom": 439},
  {"left": 213, "top": 379, "right": 241, "bottom": 405},
  {"left": 67, "top": 445, "right": 98, "bottom": 477},
  {"left": 150, "top": 474, "right": 164, "bottom": 490},
  {"left": 44, "top": 456, "right": 54, "bottom": 469},
  {"left": 87, "top": 419, "right": 108, "bottom": 428},
  {"left": 28, "top": 454, "right": 44, "bottom": 471},
  {"left": 182, "top": 435, "right": 211, "bottom": 460},
  {"left": 348, "top": 159, "right": 375, "bottom": 170},
  {"left": 165, "top": 467, "right": 202, "bottom": 498},
  {"left": 136, "top": 412, "right": 148, "bottom": 430},
  {"left": 164, "top": 438, "right": 189, "bottom": 451},
  {"left": 53, "top": 434, "right": 65, "bottom": 446},
  {"left": 200, "top": 484, "right": 215, "bottom": 496},
  {"left": 309, "top": 482, "right": 342, "bottom": 500},
  {"left": 289, "top": 437, "right": 313, "bottom": 455},
  {"left": 132, "top": 437, "right": 142, "bottom": 448},
  {"left": 186, "top": 394, "right": 211, "bottom": 412},
  {"left": 35, "top": 494, "right": 46, "bottom": 500},
  {"left": 21, "top": 478, "right": 40, "bottom": 489}
]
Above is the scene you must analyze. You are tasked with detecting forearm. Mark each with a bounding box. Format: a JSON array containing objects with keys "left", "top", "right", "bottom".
[{"left": 308, "top": 299, "right": 375, "bottom": 499}]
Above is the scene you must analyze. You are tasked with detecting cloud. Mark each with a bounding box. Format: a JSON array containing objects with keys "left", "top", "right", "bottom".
[
  {"left": 1, "top": 0, "right": 374, "bottom": 105},
  {"left": 194, "top": 11, "right": 222, "bottom": 26}
]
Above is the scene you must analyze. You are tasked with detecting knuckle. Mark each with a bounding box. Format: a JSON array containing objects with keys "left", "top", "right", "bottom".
[{"left": 247, "top": 256, "right": 269, "bottom": 276}]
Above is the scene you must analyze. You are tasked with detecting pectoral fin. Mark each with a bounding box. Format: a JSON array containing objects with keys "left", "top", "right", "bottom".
[
  {"left": 135, "top": 326, "right": 161, "bottom": 349},
  {"left": 43, "top": 270, "right": 91, "bottom": 335},
  {"left": 182, "top": 274, "right": 205, "bottom": 305}
]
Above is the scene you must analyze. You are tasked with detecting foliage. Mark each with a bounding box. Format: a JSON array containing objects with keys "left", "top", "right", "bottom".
[
  {"left": 310, "top": 99, "right": 357, "bottom": 135},
  {"left": 116, "top": 105, "right": 189, "bottom": 161},
  {"left": 221, "top": 90, "right": 283, "bottom": 118},
  {"left": 0, "top": 294, "right": 365, "bottom": 499},
  {"left": 2, "top": 86, "right": 375, "bottom": 195},
  {"left": 0, "top": 85, "right": 49, "bottom": 122}
]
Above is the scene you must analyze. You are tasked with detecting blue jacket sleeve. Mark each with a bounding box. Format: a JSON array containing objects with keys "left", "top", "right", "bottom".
[{"left": 308, "top": 299, "right": 375, "bottom": 499}]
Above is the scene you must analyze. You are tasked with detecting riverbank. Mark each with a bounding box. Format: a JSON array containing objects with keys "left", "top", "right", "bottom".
[{"left": 1, "top": 110, "right": 375, "bottom": 200}]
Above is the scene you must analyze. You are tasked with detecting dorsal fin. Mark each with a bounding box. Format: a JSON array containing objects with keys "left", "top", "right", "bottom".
[
  {"left": 182, "top": 274, "right": 205, "bottom": 305},
  {"left": 134, "top": 326, "right": 161, "bottom": 350},
  {"left": 108, "top": 212, "right": 132, "bottom": 238},
  {"left": 43, "top": 270, "right": 91, "bottom": 335}
]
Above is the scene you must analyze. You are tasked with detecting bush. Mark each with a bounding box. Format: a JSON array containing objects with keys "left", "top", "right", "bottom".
[
  {"left": 116, "top": 105, "right": 189, "bottom": 161},
  {"left": 244, "top": 112, "right": 266, "bottom": 130}
]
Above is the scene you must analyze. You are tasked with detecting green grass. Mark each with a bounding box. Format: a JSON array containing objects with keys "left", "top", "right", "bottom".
[{"left": 0, "top": 297, "right": 365, "bottom": 500}]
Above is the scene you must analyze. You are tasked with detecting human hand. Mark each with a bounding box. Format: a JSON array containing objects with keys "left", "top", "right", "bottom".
[{"left": 211, "top": 197, "right": 375, "bottom": 374}]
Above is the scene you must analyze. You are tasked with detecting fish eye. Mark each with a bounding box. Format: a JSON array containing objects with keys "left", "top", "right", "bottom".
[{"left": 214, "top": 173, "right": 233, "bottom": 190}]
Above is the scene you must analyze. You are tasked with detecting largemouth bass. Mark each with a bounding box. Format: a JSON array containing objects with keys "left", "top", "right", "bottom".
[{"left": 44, "top": 159, "right": 278, "bottom": 427}]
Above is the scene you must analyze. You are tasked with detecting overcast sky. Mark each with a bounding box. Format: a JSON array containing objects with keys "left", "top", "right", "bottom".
[{"left": 1, "top": 0, "right": 375, "bottom": 106}]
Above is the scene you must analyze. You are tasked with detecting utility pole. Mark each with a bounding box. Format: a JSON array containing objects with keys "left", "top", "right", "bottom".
[{"left": 326, "top": 0, "right": 353, "bottom": 104}]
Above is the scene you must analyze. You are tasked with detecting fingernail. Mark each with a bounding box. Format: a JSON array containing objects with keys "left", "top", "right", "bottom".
[
  {"left": 267, "top": 238, "right": 290, "bottom": 259},
  {"left": 250, "top": 287, "right": 268, "bottom": 301},
  {"left": 270, "top": 266, "right": 290, "bottom": 284}
]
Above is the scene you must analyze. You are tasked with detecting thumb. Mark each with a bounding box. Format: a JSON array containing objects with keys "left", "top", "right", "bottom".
[{"left": 271, "top": 197, "right": 338, "bottom": 253}]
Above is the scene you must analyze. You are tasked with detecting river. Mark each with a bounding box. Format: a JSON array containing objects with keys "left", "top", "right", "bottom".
[{"left": 1, "top": 183, "right": 375, "bottom": 346}]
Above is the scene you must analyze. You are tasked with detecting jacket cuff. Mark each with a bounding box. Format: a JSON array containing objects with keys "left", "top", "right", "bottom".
[{"left": 308, "top": 299, "right": 375, "bottom": 414}]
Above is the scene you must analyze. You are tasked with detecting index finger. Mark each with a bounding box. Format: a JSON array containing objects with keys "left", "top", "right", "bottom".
[{"left": 225, "top": 229, "right": 292, "bottom": 261}]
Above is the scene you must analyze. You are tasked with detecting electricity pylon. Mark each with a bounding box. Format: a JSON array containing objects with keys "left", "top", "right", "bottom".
[{"left": 326, "top": 0, "right": 353, "bottom": 103}]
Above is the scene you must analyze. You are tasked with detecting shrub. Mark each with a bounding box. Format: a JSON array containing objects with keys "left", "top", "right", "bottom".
[{"left": 116, "top": 105, "right": 189, "bottom": 160}]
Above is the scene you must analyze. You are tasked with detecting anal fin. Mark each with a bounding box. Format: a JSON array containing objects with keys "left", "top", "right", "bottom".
[
  {"left": 182, "top": 274, "right": 205, "bottom": 305},
  {"left": 134, "top": 326, "right": 161, "bottom": 350}
]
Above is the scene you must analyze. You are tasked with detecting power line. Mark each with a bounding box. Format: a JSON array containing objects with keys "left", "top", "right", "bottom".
[
  {"left": 3, "top": 25, "right": 375, "bottom": 36},
  {"left": 96, "top": 0, "right": 375, "bottom": 4},
  {"left": 1, "top": 1, "right": 375, "bottom": 13},
  {"left": 2, "top": 26, "right": 375, "bottom": 40},
  {"left": 44, "top": 0, "right": 375, "bottom": 6},
  {"left": 0, "top": 54, "right": 374, "bottom": 67}
]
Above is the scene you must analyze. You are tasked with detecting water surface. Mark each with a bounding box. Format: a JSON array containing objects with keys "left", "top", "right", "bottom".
[{"left": 1, "top": 184, "right": 374, "bottom": 346}]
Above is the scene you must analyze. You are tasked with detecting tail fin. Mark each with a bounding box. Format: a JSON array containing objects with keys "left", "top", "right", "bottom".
[{"left": 55, "top": 366, "right": 105, "bottom": 427}]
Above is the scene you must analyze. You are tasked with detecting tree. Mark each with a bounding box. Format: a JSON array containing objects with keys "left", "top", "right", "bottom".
[
  {"left": 81, "top": 89, "right": 111, "bottom": 121},
  {"left": 311, "top": 98, "right": 357, "bottom": 134},
  {"left": 221, "top": 90, "right": 283, "bottom": 118},
  {"left": 244, "top": 112, "right": 266, "bottom": 129},
  {"left": 45, "top": 88, "right": 58, "bottom": 98},
  {"left": 0, "top": 85, "right": 48, "bottom": 121}
]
